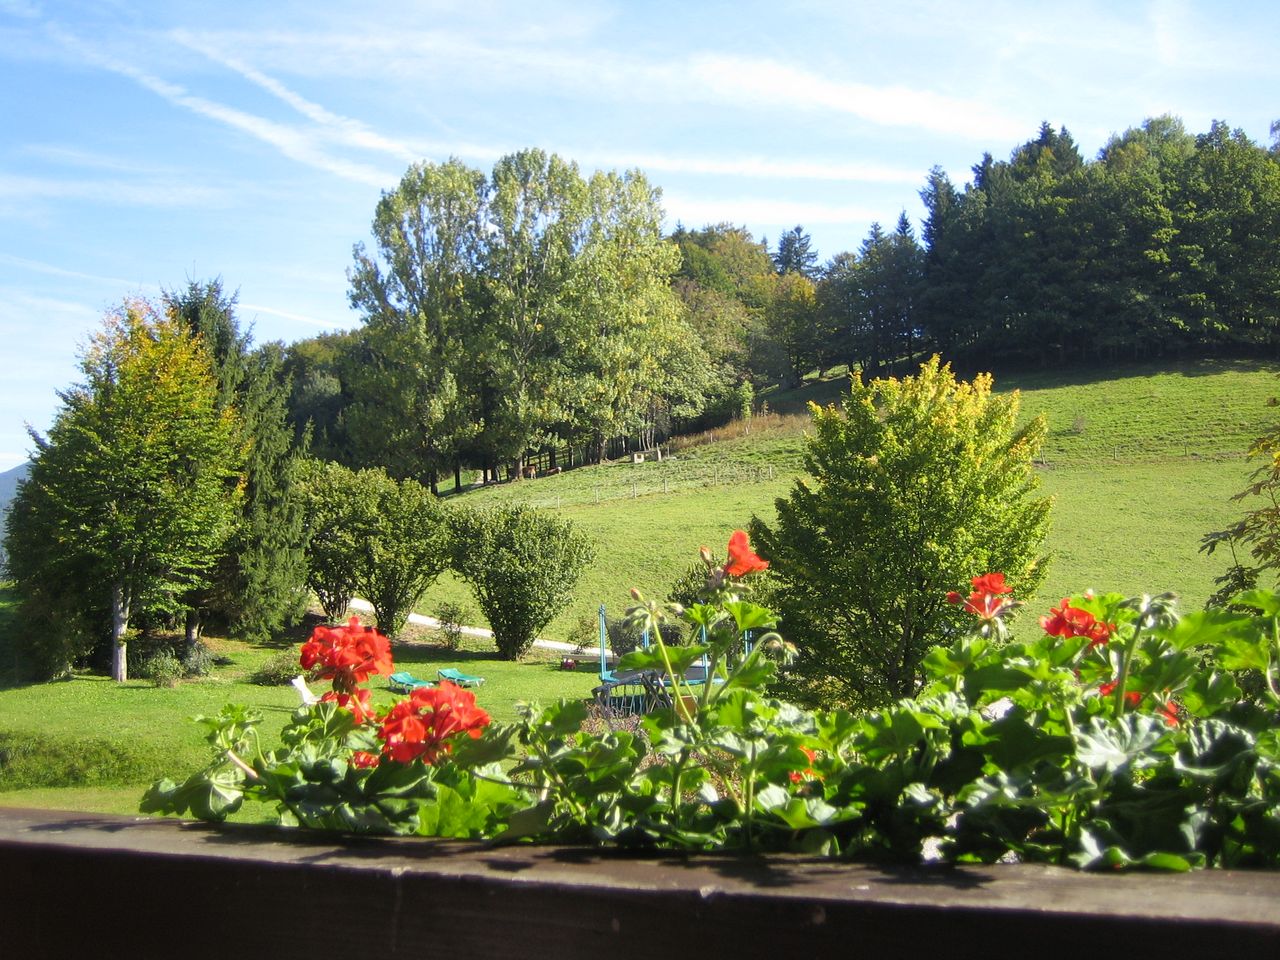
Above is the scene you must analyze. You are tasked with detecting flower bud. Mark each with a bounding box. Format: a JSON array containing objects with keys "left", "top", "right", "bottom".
[
  {"left": 699, "top": 545, "right": 714, "bottom": 567},
  {"left": 630, "top": 587, "right": 644, "bottom": 602}
]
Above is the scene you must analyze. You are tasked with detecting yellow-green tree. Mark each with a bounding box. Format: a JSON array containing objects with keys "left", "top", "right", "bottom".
[
  {"left": 750, "top": 357, "right": 1051, "bottom": 708},
  {"left": 3, "top": 300, "right": 244, "bottom": 680}
]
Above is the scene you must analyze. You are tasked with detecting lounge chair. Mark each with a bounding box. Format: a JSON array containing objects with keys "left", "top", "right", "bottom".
[
  {"left": 437, "top": 667, "right": 484, "bottom": 687},
  {"left": 388, "top": 671, "right": 434, "bottom": 693}
]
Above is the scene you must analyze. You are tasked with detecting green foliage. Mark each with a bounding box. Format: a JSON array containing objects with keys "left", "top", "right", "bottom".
[
  {"left": 295, "top": 459, "right": 362, "bottom": 622},
  {"left": 347, "top": 150, "right": 701, "bottom": 481},
  {"left": 351, "top": 469, "right": 451, "bottom": 638},
  {"left": 450, "top": 505, "right": 593, "bottom": 659},
  {"left": 433, "top": 600, "right": 470, "bottom": 650},
  {"left": 1202, "top": 396, "right": 1280, "bottom": 605},
  {"left": 144, "top": 651, "right": 183, "bottom": 689},
  {"left": 165, "top": 280, "right": 309, "bottom": 642},
  {"left": 752, "top": 358, "right": 1051, "bottom": 708},
  {"left": 251, "top": 650, "right": 301, "bottom": 686},
  {"left": 1, "top": 299, "right": 245, "bottom": 681}
]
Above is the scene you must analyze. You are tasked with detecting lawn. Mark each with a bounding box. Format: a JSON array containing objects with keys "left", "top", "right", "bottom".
[{"left": 0, "top": 603, "right": 600, "bottom": 815}]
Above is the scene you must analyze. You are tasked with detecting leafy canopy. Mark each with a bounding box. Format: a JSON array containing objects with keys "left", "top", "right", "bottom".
[{"left": 751, "top": 356, "right": 1051, "bottom": 709}]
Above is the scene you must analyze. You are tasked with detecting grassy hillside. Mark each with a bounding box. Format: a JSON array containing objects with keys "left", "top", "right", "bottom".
[{"left": 424, "top": 359, "right": 1277, "bottom": 639}]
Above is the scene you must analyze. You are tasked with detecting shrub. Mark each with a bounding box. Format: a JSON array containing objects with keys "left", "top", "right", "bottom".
[
  {"left": 296, "top": 459, "right": 362, "bottom": 623},
  {"left": 252, "top": 649, "right": 302, "bottom": 686},
  {"left": 564, "top": 614, "right": 598, "bottom": 656},
  {"left": 450, "top": 505, "right": 593, "bottom": 660},
  {"left": 434, "top": 600, "right": 470, "bottom": 650},
  {"left": 181, "top": 640, "right": 215, "bottom": 678},
  {"left": 752, "top": 356, "right": 1051, "bottom": 709},
  {"left": 351, "top": 469, "right": 451, "bottom": 638},
  {"left": 144, "top": 651, "right": 183, "bottom": 688}
]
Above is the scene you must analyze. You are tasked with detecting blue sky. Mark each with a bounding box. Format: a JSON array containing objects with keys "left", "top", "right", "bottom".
[{"left": 1, "top": 0, "right": 1276, "bottom": 470}]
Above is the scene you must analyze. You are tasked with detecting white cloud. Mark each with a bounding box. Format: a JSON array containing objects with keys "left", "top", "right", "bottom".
[
  {"left": 47, "top": 26, "right": 398, "bottom": 188},
  {"left": 687, "top": 54, "right": 1025, "bottom": 141},
  {"left": 0, "top": 172, "right": 227, "bottom": 208},
  {"left": 662, "top": 192, "right": 885, "bottom": 230},
  {"left": 239, "top": 301, "right": 347, "bottom": 330},
  {"left": 0, "top": 253, "right": 144, "bottom": 290},
  {"left": 597, "top": 151, "right": 923, "bottom": 185}
]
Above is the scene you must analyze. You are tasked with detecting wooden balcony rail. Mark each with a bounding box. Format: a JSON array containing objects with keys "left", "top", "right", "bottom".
[{"left": 2, "top": 806, "right": 1278, "bottom": 958}]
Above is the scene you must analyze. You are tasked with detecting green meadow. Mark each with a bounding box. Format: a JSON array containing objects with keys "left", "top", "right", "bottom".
[{"left": 1, "top": 357, "right": 1276, "bottom": 815}]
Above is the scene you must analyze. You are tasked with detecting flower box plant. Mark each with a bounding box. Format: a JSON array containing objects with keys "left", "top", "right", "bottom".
[{"left": 145, "top": 533, "right": 1280, "bottom": 870}]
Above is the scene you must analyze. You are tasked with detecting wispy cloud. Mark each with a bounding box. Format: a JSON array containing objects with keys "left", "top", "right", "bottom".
[
  {"left": 240, "top": 301, "right": 348, "bottom": 330},
  {"left": 687, "top": 54, "right": 1025, "bottom": 142},
  {"left": 662, "top": 193, "right": 887, "bottom": 230},
  {"left": 170, "top": 29, "right": 420, "bottom": 163},
  {"left": 0, "top": 172, "right": 227, "bottom": 208},
  {"left": 47, "top": 25, "right": 396, "bottom": 188},
  {"left": 610, "top": 151, "right": 922, "bottom": 185},
  {"left": 0, "top": 253, "right": 146, "bottom": 290}
]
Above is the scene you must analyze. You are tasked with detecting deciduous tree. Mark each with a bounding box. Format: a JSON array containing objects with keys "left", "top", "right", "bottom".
[
  {"left": 2, "top": 300, "right": 244, "bottom": 680},
  {"left": 750, "top": 357, "right": 1050, "bottom": 709}
]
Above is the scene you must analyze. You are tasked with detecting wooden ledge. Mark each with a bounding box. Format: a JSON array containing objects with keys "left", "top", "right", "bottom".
[{"left": 2, "top": 806, "right": 1278, "bottom": 958}]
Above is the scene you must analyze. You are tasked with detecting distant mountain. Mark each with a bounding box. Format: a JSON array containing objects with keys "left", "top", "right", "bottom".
[
  {"left": 0, "top": 461, "right": 30, "bottom": 568},
  {"left": 0, "top": 461, "right": 28, "bottom": 516}
]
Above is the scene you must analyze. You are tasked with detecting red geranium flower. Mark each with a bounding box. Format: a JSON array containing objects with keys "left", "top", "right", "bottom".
[
  {"left": 377, "top": 681, "right": 491, "bottom": 765},
  {"left": 789, "top": 746, "right": 819, "bottom": 784},
  {"left": 320, "top": 688, "right": 375, "bottom": 724},
  {"left": 1098, "top": 681, "right": 1141, "bottom": 706},
  {"left": 971, "top": 572, "right": 1012, "bottom": 597},
  {"left": 725, "top": 530, "right": 769, "bottom": 577},
  {"left": 300, "top": 617, "right": 394, "bottom": 694},
  {"left": 351, "top": 750, "right": 380, "bottom": 769},
  {"left": 947, "top": 573, "right": 1013, "bottom": 621},
  {"left": 1158, "top": 700, "right": 1180, "bottom": 728},
  {"left": 1040, "top": 599, "right": 1113, "bottom": 647}
]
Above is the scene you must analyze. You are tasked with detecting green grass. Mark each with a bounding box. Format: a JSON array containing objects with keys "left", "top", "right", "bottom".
[
  {"left": 2, "top": 356, "right": 1277, "bottom": 816},
  {"left": 0, "top": 613, "right": 598, "bottom": 814}
]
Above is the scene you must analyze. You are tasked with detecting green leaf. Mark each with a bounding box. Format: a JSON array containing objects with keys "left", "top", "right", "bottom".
[
  {"left": 721, "top": 600, "right": 778, "bottom": 633},
  {"left": 1231, "top": 588, "right": 1280, "bottom": 617},
  {"left": 1074, "top": 716, "right": 1171, "bottom": 774}
]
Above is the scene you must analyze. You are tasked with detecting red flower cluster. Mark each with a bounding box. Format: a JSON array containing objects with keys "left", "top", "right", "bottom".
[
  {"left": 320, "top": 689, "right": 375, "bottom": 724},
  {"left": 789, "top": 746, "right": 819, "bottom": 784},
  {"left": 724, "top": 530, "right": 769, "bottom": 577},
  {"left": 1040, "top": 599, "right": 1114, "bottom": 647},
  {"left": 378, "top": 681, "right": 491, "bottom": 765},
  {"left": 947, "top": 572, "right": 1013, "bottom": 620},
  {"left": 300, "top": 617, "right": 394, "bottom": 695},
  {"left": 1098, "top": 681, "right": 1141, "bottom": 706}
]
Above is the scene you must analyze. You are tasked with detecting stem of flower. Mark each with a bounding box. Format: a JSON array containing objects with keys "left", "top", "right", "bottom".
[{"left": 1112, "top": 618, "right": 1146, "bottom": 717}]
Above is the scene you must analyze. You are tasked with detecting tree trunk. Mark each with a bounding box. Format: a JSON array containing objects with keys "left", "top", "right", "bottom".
[
  {"left": 184, "top": 609, "right": 202, "bottom": 657},
  {"left": 111, "top": 581, "right": 130, "bottom": 682},
  {"left": 454, "top": 461, "right": 462, "bottom": 493}
]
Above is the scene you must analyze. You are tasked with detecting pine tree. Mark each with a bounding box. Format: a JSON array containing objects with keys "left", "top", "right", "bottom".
[{"left": 165, "top": 279, "right": 309, "bottom": 642}]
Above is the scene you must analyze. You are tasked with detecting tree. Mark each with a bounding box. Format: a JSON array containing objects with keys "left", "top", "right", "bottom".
[
  {"left": 350, "top": 468, "right": 452, "bottom": 638},
  {"left": 765, "top": 271, "right": 818, "bottom": 387},
  {"left": 295, "top": 459, "right": 362, "bottom": 622},
  {"left": 165, "top": 279, "right": 309, "bottom": 642},
  {"left": 349, "top": 151, "right": 697, "bottom": 483},
  {"left": 449, "top": 505, "right": 593, "bottom": 660},
  {"left": 750, "top": 357, "right": 1050, "bottom": 709},
  {"left": 2, "top": 300, "right": 244, "bottom": 681},
  {"left": 1202, "top": 397, "right": 1280, "bottom": 606},
  {"left": 773, "top": 225, "right": 819, "bottom": 278}
]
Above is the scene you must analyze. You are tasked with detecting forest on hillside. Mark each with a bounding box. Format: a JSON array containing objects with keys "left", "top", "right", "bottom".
[{"left": 280, "top": 116, "right": 1279, "bottom": 490}]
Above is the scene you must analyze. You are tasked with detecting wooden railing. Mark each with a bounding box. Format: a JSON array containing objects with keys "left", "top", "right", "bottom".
[{"left": 2, "top": 806, "right": 1278, "bottom": 958}]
